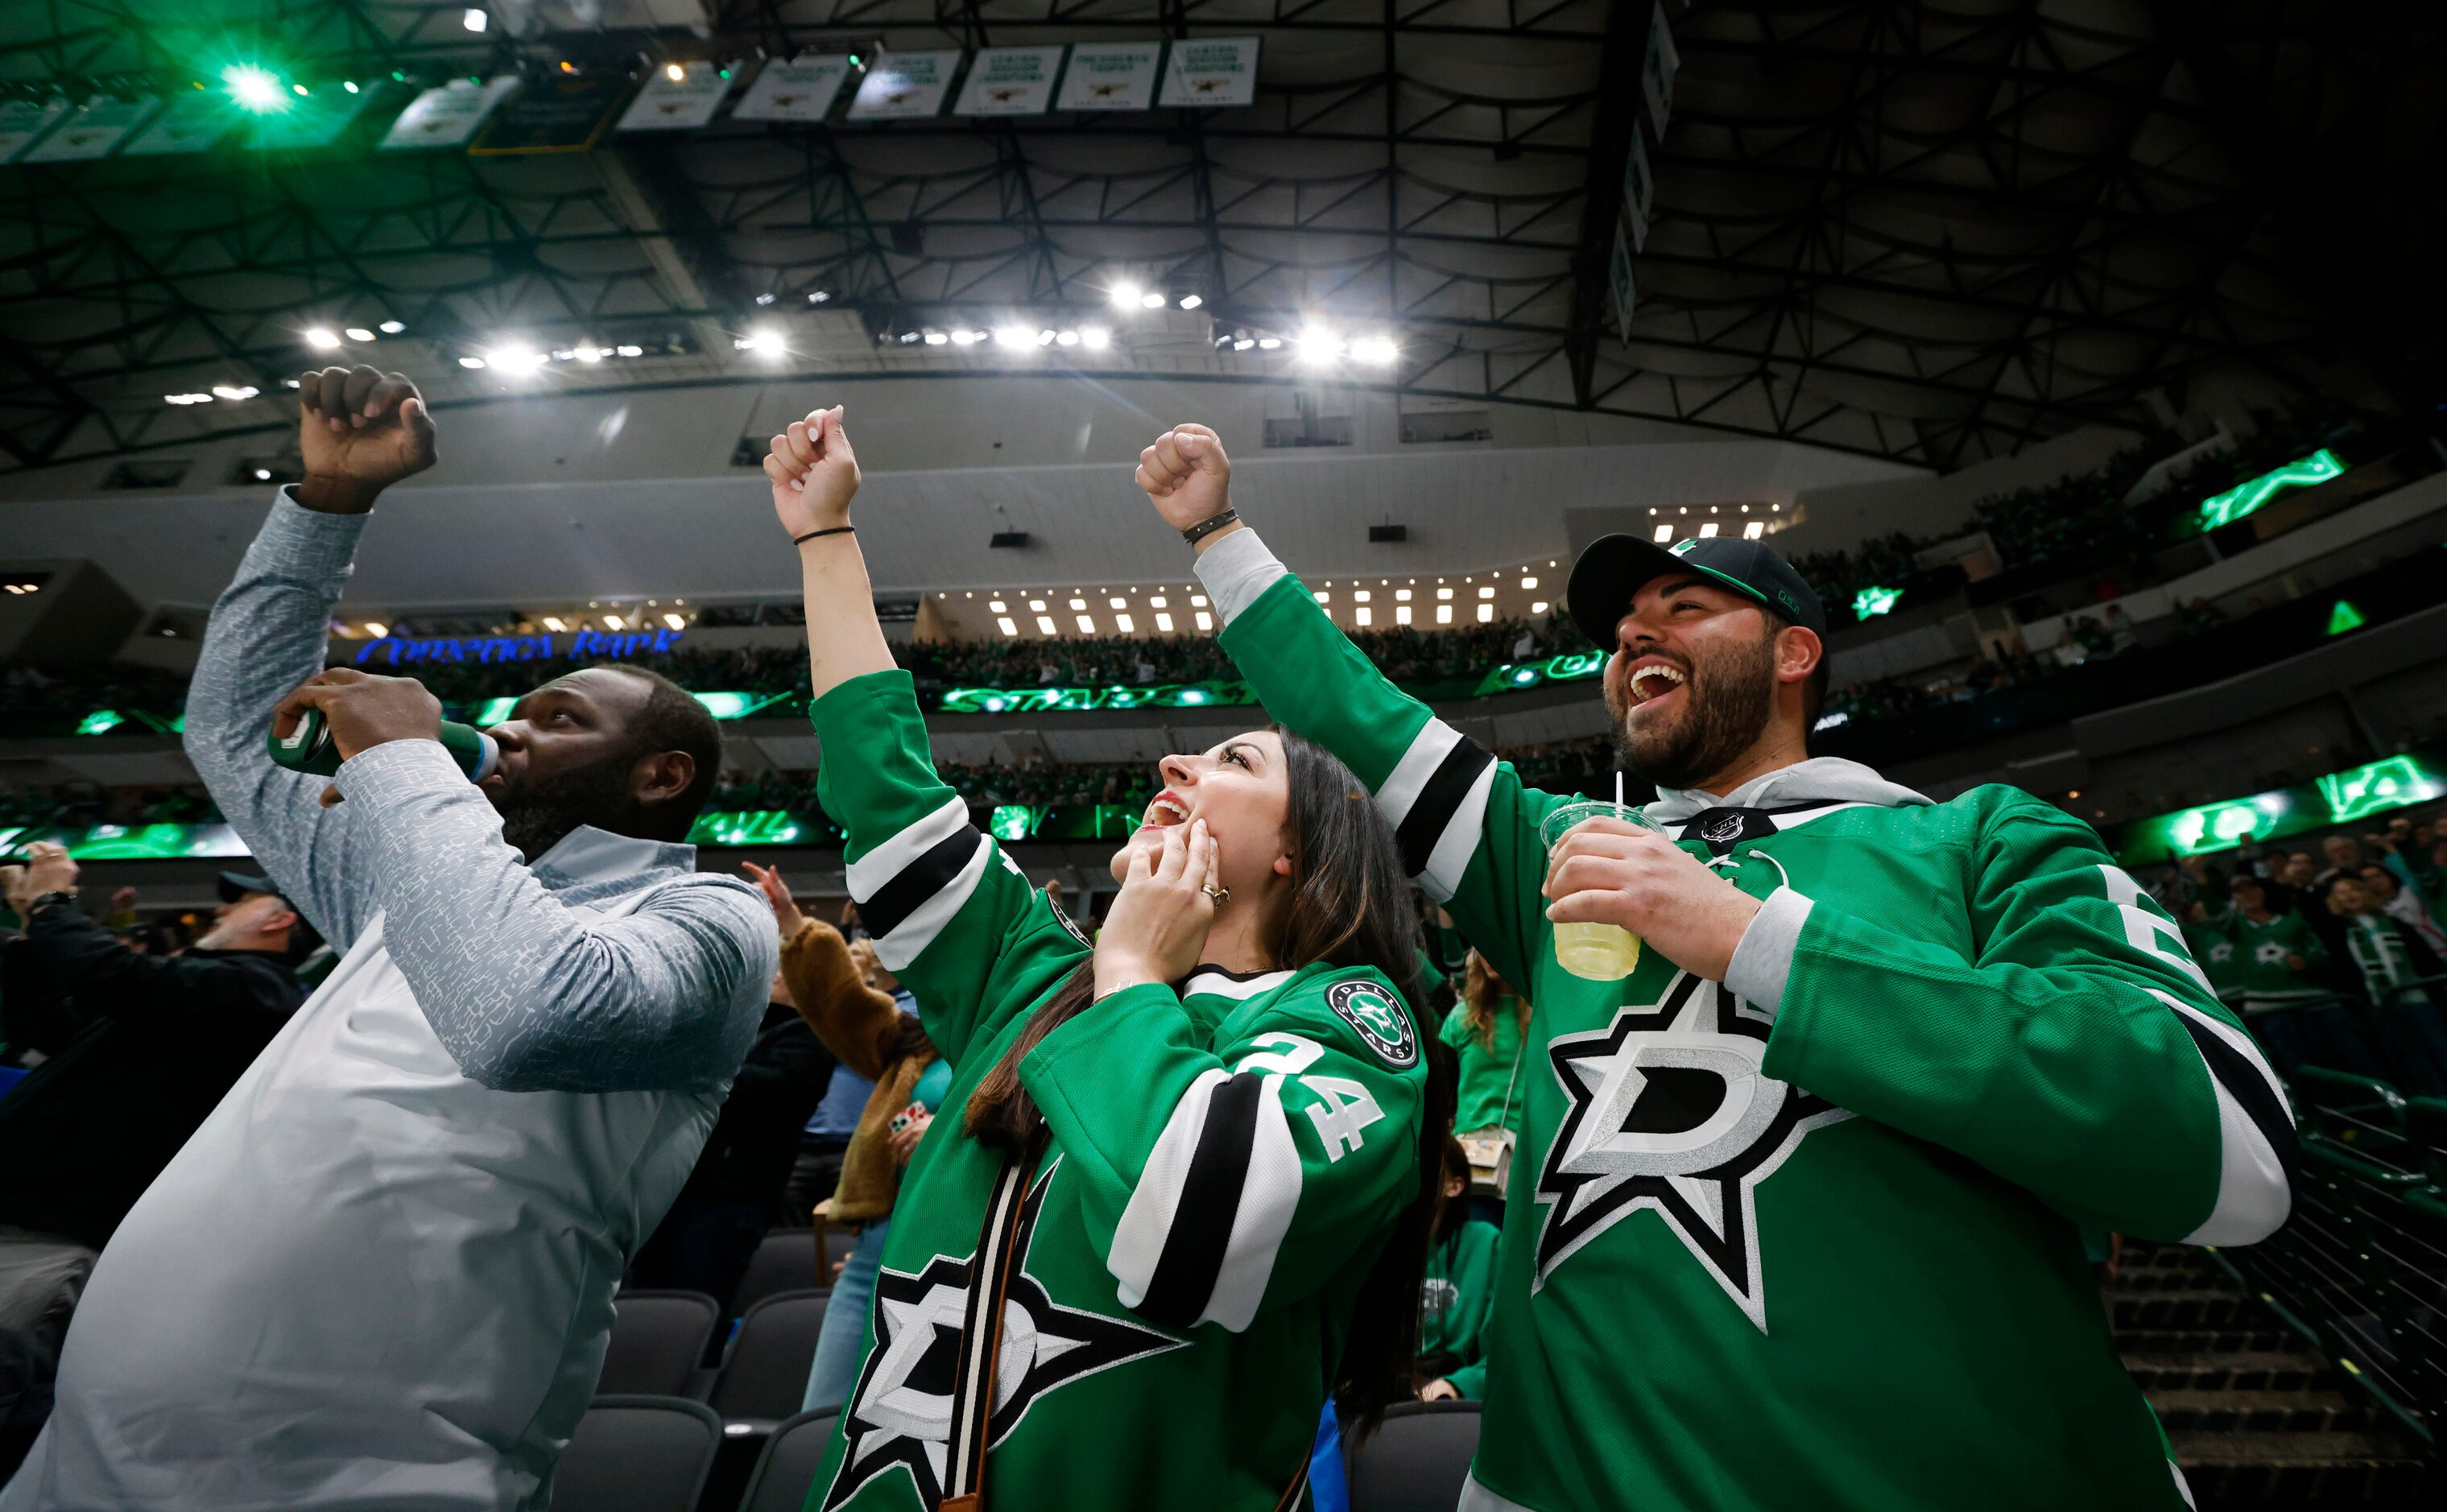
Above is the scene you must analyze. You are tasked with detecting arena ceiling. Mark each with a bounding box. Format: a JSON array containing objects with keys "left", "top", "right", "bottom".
[{"left": 0, "top": 0, "right": 2440, "bottom": 477}]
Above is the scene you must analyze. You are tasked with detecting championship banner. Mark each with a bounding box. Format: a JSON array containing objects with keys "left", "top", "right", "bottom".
[
  {"left": 954, "top": 46, "right": 1064, "bottom": 117},
  {"left": 121, "top": 92, "right": 235, "bottom": 155},
  {"left": 0, "top": 98, "right": 69, "bottom": 163},
  {"left": 379, "top": 76, "right": 519, "bottom": 151},
  {"left": 1610, "top": 224, "right": 1637, "bottom": 344},
  {"left": 1056, "top": 41, "right": 1162, "bottom": 111},
  {"left": 615, "top": 60, "right": 735, "bottom": 132},
  {"left": 1621, "top": 123, "right": 1655, "bottom": 250},
  {"left": 1157, "top": 36, "right": 1260, "bottom": 108},
  {"left": 1643, "top": 4, "right": 1680, "bottom": 138},
  {"left": 846, "top": 50, "right": 961, "bottom": 121},
  {"left": 250, "top": 81, "right": 382, "bottom": 150},
  {"left": 20, "top": 95, "right": 159, "bottom": 162},
  {"left": 732, "top": 55, "right": 854, "bottom": 122},
  {"left": 471, "top": 72, "right": 626, "bottom": 155}
]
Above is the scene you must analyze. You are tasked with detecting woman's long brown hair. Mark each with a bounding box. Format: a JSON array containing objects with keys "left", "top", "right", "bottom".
[
  {"left": 961, "top": 731, "right": 1455, "bottom": 1441},
  {"left": 1461, "top": 950, "right": 1531, "bottom": 1049}
]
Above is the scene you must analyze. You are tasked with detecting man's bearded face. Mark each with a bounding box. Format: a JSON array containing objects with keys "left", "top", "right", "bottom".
[{"left": 1603, "top": 589, "right": 1782, "bottom": 791}]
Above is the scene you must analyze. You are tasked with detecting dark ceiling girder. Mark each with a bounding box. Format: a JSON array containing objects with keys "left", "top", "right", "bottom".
[{"left": 1560, "top": 0, "right": 1647, "bottom": 409}]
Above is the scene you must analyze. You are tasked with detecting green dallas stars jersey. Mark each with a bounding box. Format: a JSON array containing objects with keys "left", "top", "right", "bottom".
[
  {"left": 2217, "top": 911, "right": 2330, "bottom": 1010},
  {"left": 1193, "top": 530, "right": 2298, "bottom": 1512},
  {"left": 803, "top": 670, "right": 1430, "bottom": 1511},
  {"left": 1418, "top": 1217, "right": 1502, "bottom": 1394}
]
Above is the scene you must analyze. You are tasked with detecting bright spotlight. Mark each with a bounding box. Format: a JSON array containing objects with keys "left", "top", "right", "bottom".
[
  {"left": 489, "top": 345, "right": 546, "bottom": 373},
  {"left": 1056, "top": 329, "right": 1079, "bottom": 347},
  {"left": 378, "top": 320, "right": 404, "bottom": 333},
  {"left": 922, "top": 330, "right": 949, "bottom": 345},
  {"left": 462, "top": 7, "right": 489, "bottom": 33},
  {"left": 1109, "top": 281, "right": 1143, "bottom": 308},
  {"left": 1178, "top": 294, "right": 1203, "bottom": 310},
  {"left": 740, "top": 327, "right": 785, "bottom": 357},
  {"left": 1081, "top": 325, "right": 1111, "bottom": 349},
  {"left": 574, "top": 345, "right": 603, "bottom": 361},
  {"left": 992, "top": 325, "right": 1034, "bottom": 349},
  {"left": 1257, "top": 336, "right": 1282, "bottom": 350},
  {"left": 345, "top": 326, "right": 375, "bottom": 342},
  {"left": 1139, "top": 291, "right": 1167, "bottom": 309},
  {"left": 210, "top": 385, "right": 259, "bottom": 400},
  {"left": 343, "top": 81, "right": 359, "bottom": 93},
  {"left": 1232, "top": 338, "right": 1255, "bottom": 352},
  {"left": 304, "top": 328, "right": 341, "bottom": 349},
  {"left": 1350, "top": 334, "right": 1399, "bottom": 365},
  {"left": 223, "top": 66, "right": 287, "bottom": 113},
  {"left": 664, "top": 63, "right": 686, "bottom": 83},
  {"left": 458, "top": 356, "right": 487, "bottom": 369},
  {"left": 1296, "top": 327, "right": 1344, "bottom": 363}
]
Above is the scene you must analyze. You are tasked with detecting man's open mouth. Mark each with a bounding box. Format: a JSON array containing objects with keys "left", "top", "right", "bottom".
[{"left": 1624, "top": 659, "right": 1689, "bottom": 708}]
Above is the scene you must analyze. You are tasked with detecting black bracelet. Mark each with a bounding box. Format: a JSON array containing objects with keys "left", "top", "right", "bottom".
[
  {"left": 794, "top": 525, "right": 855, "bottom": 543},
  {"left": 1180, "top": 508, "right": 1238, "bottom": 546}
]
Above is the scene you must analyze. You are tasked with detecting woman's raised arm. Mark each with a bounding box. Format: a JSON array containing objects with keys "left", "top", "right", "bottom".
[{"left": 767, "top": 405, "right": 891, "bottom": 699}]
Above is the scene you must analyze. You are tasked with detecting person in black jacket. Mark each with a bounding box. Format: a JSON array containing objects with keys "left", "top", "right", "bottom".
[
  {"left": 625, "top": 955, "right": 836, "bottom": 1319},
  {"left": 0, "top": 851, "right": 310, "bottom": 1459}
]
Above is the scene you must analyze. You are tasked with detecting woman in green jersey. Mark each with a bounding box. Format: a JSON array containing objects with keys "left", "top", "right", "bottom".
[{"left": 763, "top": 405, "right": 1454, "bottom": 1512}]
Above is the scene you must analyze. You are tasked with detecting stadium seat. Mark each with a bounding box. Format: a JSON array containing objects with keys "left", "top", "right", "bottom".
[
  {"left": 548, "top": 1395, "right": 722, "bottom": 1512},
  {"left": 733, "top": 1229, "right": 825, "bottom": 1320},
  {"left": 1347, "top": 1400, "right": 1482, "bottom": 1512},
  {"left": 598, "top": 1290, "right": 719, "bottom": 1397},
  {"left": 708, "top": 1289, "right": 830, "bottom": 1427},
  {"left": 738, "top": 1408, "right": 842, "bottom": 1512}
]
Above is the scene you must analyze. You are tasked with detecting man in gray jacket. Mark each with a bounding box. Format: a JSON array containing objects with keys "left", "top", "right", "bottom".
[{"left": 6, "top": 367, "right": 778, "bottom": 1510}]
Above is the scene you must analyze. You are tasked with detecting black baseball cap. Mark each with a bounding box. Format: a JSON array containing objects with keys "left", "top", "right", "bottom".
[
  {"left": 1566, "top": 534, "right": 1827, "bottom": 651},
  {"left": 217, "top": 871, "right": 287, "bottom": 905}
]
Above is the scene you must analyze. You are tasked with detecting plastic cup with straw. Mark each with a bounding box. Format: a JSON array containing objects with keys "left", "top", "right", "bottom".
[{"left": 1537, "top": 770, "right": 1657, "bottom": 981}]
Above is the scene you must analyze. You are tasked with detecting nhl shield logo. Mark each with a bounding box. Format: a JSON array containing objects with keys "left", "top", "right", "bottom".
[
  {"left": 1327, "top": 980, "right": 1417, "bottom": 1068},
  {"left": 1699, "top": 812, "right": 1746, "bottom": 845}
]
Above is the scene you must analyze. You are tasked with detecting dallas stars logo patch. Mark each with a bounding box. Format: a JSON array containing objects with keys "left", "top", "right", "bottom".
[
  {"left": 822, "top": 1160, "right": 1186, "bottom": 1510},
  {"left": 1533, "top": 971, "right": 1851, "bottom": 1332},
  {"left": 1326, "top": 980, "right": 1417, "bottom": 1068}
]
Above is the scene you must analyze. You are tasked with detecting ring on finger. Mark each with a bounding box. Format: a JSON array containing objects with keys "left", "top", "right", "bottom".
[{"left": 1201, "top": 884, "right": 1231, "bottom": 906}]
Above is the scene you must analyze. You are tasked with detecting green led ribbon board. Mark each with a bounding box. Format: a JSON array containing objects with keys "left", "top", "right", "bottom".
[
  {"left": 937, "top": 681, "right": 1254, "bottom": 715},
  {"left": 2190, "top": 448, "right": 2345, "bottom": 533},
  {"left": 2115, "top": 751, "right": 2444, "bottom": 865},
  {"left": 1851, "top": 585, "right": 1903, "bottom": 619},
  {"left": 1469, "top": 650, "right": 1606, "bottom": 697},
  {"left": 2, "top": 823, "right": 251, "bottom": 861}
]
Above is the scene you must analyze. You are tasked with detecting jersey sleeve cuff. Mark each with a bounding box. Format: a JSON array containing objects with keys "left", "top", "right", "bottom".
[
  {"left": 1192, "top": 527, "right": 1287, "bottom": 626},
  {"left": 1723, "top": 885, "right": 1814, "bottom": 1018}
]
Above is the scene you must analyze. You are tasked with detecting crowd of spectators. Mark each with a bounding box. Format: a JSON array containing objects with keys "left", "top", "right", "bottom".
[
  {"left": 2147, "top": 813, "right": 2447, "bottom": 1094},
  {"left": 0, "top": 784, "right": 222, "bottom": 832}
]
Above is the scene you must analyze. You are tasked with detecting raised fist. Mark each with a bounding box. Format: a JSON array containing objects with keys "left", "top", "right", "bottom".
[
  {"left": 1135, "top": 423, "right": 1233, "bottom": 533},
  {"left": 296, "top": 366, "right": 436, "bottom": 512},
  {"left": 767, "top": 406, "right": 862, "bottom": 539}
]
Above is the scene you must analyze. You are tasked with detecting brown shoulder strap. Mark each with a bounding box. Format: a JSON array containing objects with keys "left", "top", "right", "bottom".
[{"left": 939, "top": 1131, "right": 1044, "bottom": 1512}]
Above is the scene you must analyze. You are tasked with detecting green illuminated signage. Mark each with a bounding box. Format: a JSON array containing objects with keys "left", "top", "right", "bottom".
[
  {"left": 2192, "top": 448, "right": 2345, "bottom": 531},
  {"left": 3, "top": 823, "right": 251, "bottom": 861},
  {"left": 990, "top": 804, "right": 1040, "bottom": 841},
  {"left": 470, "top": 690, "right": 786, "bottom": 726},
  {"left": 2317, "top": 755, "right": 2445, "bottom": 824},
  {"left": 937, "top": 681, "right": 1255, "bottom": 716},
  {"left": 2325, "top": 599, "right": 2366, "bottom": 636},
  {"left": 1852, "top": 585, "right": 1902, "bottom": 619},
  {"left": 2117, "top": 752, "right": 2445, "bottom": 865},
  {"left": 684, "top": 810, "right": 814, "bottom": 848},
  {"left": 1469, "top": 650, "right": 1606, "bottom": 698},
  {"left": 77, "top": 708, "right": 124, "bottom": 736}
]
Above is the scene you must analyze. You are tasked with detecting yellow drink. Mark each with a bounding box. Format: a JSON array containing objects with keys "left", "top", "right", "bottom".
[
  {"left": 1553, "top": 920, "right": 1641, "bottom": 981},
  {"left": 1538, "top": 795, "right": 1660, "bottom": 981}
]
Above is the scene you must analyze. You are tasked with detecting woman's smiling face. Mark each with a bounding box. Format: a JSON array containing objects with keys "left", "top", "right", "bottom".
[{"left": 1111, "top": 731, "right": 1292, "bottom": 897}]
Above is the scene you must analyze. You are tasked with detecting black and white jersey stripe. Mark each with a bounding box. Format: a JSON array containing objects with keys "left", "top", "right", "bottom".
[
  {"left": 1107, "top": 1065, "right": 1304, "bottom": 1333},
  {"left": 845, "top": 794, "right": 993, "bottom": 972},
  {"left": 1374, "top": 717, "right": 1498, "bottom": 903}
]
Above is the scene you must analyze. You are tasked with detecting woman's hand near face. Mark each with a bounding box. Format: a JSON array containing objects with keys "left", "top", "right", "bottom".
[{"left": 1093, "top": 819, "right": 1221, "bottom": 998}]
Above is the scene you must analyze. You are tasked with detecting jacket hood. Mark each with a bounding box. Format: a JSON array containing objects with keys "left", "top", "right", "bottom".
[{"left": 1643, "top": 756, "right": 1932, "bottom": 824}]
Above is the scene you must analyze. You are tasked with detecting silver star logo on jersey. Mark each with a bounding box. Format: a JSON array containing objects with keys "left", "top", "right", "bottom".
[
  {"left": 1532, "top": 971, "right": 1851, "bottom": 1332},
  {"left": 2254, "top": 940, "right": 2290, "bottom": 966},
  {"left": 822, "top": 1159, "right": 1187, "bottom": 1510}
]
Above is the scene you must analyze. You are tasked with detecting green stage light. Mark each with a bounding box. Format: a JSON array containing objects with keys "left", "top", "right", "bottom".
[
  {"left": 2325, "top": 599, "right": 2366, "bottom": 635},
  {"left": 222, "top": 64, "right": 289, "bottom": 112}
]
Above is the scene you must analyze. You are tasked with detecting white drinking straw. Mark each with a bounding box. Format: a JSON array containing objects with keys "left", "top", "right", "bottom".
[{"left": 1614, "top": 769, "right": 1625, "bottom": 819}]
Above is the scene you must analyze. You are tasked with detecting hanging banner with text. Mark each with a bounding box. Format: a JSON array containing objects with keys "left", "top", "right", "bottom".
[
  {"left": 732, "top": 56, "right": 854, "bottom": 122},
  {"left": 380, "top": 76, "right": 519, "bottom": 151},
  {"left": 20, "top": 95, "right": 159, "bottom": 161},
  {"left": 1643, "top": 5, "right": 1680, "bottom": 138},
  {"left": 955, "top": 46, "right": 1066, "bottom": 116},
  {"left": 847, "top": 50, "right": 961, "bottom": 121},
  {"left": 1158, "top": 36, "right": 1261, "bottom": 108},
  {"left": 1621, "top": 123, "right": 1655, "bottom": 250},
  {"left": 121, "top": 92, "right": 236, "bottom": 155},
  {"left": 1610, "top": 224, "right": 1638, "bottom": 345},
  {"left": 470, "top": 72, "right": 626, "bottom": 155},
  {"left": 616, "top": 60, "right": 735, "bottom": 132},
  {"left": 1057, "top": 41, "right": 1162, "bottom": 110}
]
